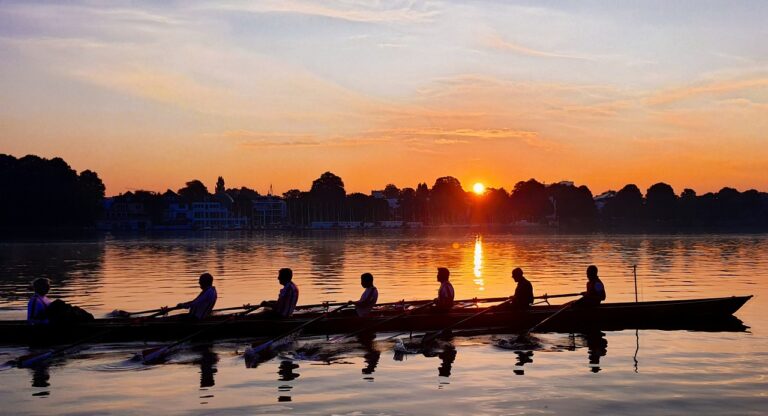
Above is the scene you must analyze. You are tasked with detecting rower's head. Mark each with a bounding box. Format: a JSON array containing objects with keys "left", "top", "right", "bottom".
[
  {"left": 437, "top": 267, "right": 450, "bottom": 282},
  {"left": 512, "top": 267, "right": 524, "bottom": 282},
  {"left": 198, "top": 273, "right": 214, "bottom": 289},
  {"left": 587, "top": 265, "right": 599, "bottom": 280},
  {"left": 278, "top": 268, "right": 293, "bottom": 285},
  {"left": 360, "top": 272, "right": 374, "bottom": 288},
  {"left": 32, "top": 278, "right": 50, "bottom": 296}
]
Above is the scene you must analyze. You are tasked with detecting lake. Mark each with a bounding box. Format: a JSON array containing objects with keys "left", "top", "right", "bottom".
[{"left": 0, "top": 231, "right": 766, "bottom": 415}]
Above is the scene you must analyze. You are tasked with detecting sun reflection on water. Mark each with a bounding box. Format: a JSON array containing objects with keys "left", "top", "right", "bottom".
[{"left": 473, "top": 235, "right": 484, "bottom": 291}]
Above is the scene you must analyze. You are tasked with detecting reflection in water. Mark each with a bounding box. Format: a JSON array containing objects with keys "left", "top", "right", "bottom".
[
  {"left": 583, "top": 331, "right": 608, "bottom": 373},
  {"left": 513, "top": 351, "right": 534, "bottom": 375},
  {"left": 358, "top": 334, "right": 381, "bottom": 380},
  {"left": 30, "top": 364, "right": 50, "bottom": 389},
  {"left": 193, "top": 345, "right": 219, "bottom": 389},
  {"left": 473, "top": 235, "right": 484, "bottom": 291},
  {"left": 437, "top": 346, "right": 457, "bottom": 378},
  {"left": 634, "top": 329, "right": 640, "bottom": 373},
  {"left": 277, "top": 360, "right": 299, "bottom": 402}
]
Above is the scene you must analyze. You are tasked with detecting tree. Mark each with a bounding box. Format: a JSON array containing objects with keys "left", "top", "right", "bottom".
[
  {"left": 383, "top": 184, "right": 400, "bottom": 199},
  {"left": 430, "top": 176, "right": 467, "bottom": 224},
  {"left": 603, "top": 184, "right": 643, "bottom": 220},
  {"left": 215, "top": 176, "right": 225, "bottom": 194},
  {"left": 0, "top": 154, "right": 105, "bottom": 228},
  {"left": 509, "top": 179, "right": 552, "bottom": 222},
  {"left": 547, "top": 183, "right": 596, "bottom": 224},
  {"left": 310, "top": 172, "right": 346, "bottom": 200},
  {"left": 645, "top": 182, "right": 678, "bottom": 222},
  {"left": 177, "top": 180, "right": 209, "bottom": 202}
]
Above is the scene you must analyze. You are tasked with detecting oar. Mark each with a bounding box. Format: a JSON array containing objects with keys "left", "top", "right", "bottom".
[
  {"left": 515, "top": 299, "right": 578, "bottom": 342},
  {"left": 3, "top": 307, "right": 176, "bottom": 369},
  {"left": 329, "top": 300, "right": 436, "bottom": 344},
  {"left": 420, "top": 292, "right": 583, "bottom": 345},
  {"left": 244, "top": 303, "right": 351, "bottom": 364},
  {"left": 142, "top": 304, "right": 263, "bottom": 364},
  {"left": 421, "top": 299, "right": 514, "bottom": 345},
  {"left": 4, "top": 326, "right": 117, "bottom": 369}
]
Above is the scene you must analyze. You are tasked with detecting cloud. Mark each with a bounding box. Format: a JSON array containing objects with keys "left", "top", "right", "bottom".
[
  {"left": 481, "top": 33, "right": 594, "bottom": 61},
  {"left": 648, "top": 77, "right": 768, "bottom": 105},
  {"left": 197, "top": 0, "right": 440, "bottom": 24}
]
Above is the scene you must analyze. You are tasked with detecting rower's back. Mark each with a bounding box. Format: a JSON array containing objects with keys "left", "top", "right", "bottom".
[
  {"left": 577, "top": 265, "right": 606, "bottom": 307},
  {"left": 27, "top": 278, "right": 52, "bottom": 325},
  {"left": 275, "top": 268, "right": 299, "bottom": 318},
  {"left": 435, "top": 267, "right": 455, "bottom": 311}
]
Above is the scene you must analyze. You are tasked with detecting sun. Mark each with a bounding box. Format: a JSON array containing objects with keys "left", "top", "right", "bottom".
[{"left": 473, "top": 182, "right": 486, "bottom": 195}]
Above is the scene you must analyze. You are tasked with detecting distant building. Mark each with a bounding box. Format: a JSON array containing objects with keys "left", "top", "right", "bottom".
[
  {"left": 594, "top": 191, "right": 616, "bottom": 213},
  {"left": 252, "top": 196, "right": 287, "bottom": 228},
  {"left": 98, "top": 197, "right": 152, "bottom": 231}
]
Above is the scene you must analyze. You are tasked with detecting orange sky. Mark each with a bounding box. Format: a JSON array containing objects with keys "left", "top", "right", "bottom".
[{"left": 1, "top": 2, "right": 767, "bottom": 196}]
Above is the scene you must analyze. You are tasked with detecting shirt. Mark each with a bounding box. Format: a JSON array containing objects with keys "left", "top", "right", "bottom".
[
  {"left": 276, "top": 281, "right": 299, "bottom": 318},
  {"left": 437, "top": 281, "right": 455, "bottom": 310},
  {"left": 355, "top": 286, "right": 379, "bottom": 317},
  {"left": 27, "top": 294, "right": 52, "bottom": 325},
  {"left": 180, "top": 286, "right": 218, "bottom": 319},
  {"left": 586, "top": 279, "right": 606, "bottom": 302},
  {"left": 512, "top": 278, "right": 534, "bottom": 307}
]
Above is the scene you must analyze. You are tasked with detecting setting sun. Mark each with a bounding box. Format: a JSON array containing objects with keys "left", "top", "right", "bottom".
[{"left": 473, "top": 182, "right": 486, "bottom": 195}]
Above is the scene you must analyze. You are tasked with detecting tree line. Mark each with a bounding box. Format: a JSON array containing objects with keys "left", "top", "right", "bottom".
[
  {"left": 2, "top": 154, "right": 767, "bottom": 230},
  {"left": 0, "top": 154, "right": 105, "bottom": 229}
]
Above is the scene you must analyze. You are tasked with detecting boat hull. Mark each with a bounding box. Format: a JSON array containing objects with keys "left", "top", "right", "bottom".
[{"left": 0, "top": 296, "right": 752, "bottom": 345}]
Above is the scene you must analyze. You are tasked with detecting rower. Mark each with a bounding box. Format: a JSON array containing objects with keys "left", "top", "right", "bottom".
[
  {"left": 349, "top": 272, "right": 378, "bottom": 317},
  {"left": 261, "top": 268, "right": 300, "bottom": 318},
  {"left": 172, "top": 273, "right": 218, "bottom": 319},
  {"left": 434, "top": 267, "right": 455, "bottom": 312},
  {"left": 575, "top": 265, "right": 606, "bottom": 307},
  {"left": 27, "top": 278, "right": 52, "bottom": 325},
  {"left": 509, "top": 267, "right": 534, "bottom": 310}
]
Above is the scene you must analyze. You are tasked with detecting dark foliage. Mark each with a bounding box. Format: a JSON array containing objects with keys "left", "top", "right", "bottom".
[{"left": 0, "top": 154, "right": 105, "bottom": 228}]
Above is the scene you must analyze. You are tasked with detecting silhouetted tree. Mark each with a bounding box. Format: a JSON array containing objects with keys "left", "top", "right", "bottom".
[
  {"left": 645, "top": 182, "right": 678, "bottom": 222},
  {"left": 510, "top": 179, "right": 552, "bottom": 223},
  {"left": 603, "top": 184, "right": 643, "bottom": 221},
  {"left": 430, "top": 176, "right": 467, "bottom": 224},
  {"left": 178, "top": 180, "right": 209, "bottom": 202},
  {"left": 548, "top": 183, "right": 596, "bottom": 225},
  {"left": 215, "top": 177, "right": 225, "bottom": 194},
  {"left": 0, "top": 154, "right": 105, "bottom": 228}
]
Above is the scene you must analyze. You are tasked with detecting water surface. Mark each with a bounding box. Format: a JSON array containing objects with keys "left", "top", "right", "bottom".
[{"left": 0, "top": 231, "right": 765, "bottom": 415}]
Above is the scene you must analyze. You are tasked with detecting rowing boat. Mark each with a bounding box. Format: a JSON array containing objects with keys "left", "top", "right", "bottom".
[{"left": 0, "top": 296, "right": 751, "bottom": 345}]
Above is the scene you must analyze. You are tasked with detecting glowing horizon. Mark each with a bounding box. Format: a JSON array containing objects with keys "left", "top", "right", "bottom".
[{"left": 1, "top": 1, "right": 767, "bottom": 196}]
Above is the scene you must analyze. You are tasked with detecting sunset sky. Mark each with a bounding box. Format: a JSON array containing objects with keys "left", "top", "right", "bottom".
[{"left": 1, "top": 1, "right": 767, "bottom": 196}]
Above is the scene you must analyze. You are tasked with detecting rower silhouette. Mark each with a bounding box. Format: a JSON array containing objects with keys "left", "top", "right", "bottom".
[
  {"left": 575, "top": 265, "right": 606, "bottom": 307},
  {"left": 509, "top": 267, "right": 534, "bottom": 310},
  {"left": 434, "top": 267, "right": 455, "bottom": 312}
]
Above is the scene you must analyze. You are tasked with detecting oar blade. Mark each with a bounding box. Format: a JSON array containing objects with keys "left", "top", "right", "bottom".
[
  {"left": 17, "top": 351, "right": 53, "bottom": 368},
  {"left": 141, "top": 346, "right": 171, "bottom": 364}
]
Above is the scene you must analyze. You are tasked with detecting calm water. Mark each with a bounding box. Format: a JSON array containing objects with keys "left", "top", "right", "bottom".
[{"left": 0, "top": 231, "right": 766, "bottom": 415}]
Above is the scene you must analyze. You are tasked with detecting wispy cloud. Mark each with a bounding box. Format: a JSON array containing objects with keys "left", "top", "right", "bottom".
[
  {"left": 196, "top": 0, "right": 440, "bottom": 24},
  {"left": 481, "top": 33, "right": 594, "bottom": 61},
  {"left": 649, "top": 76, "right": 768, "bottom": 105}
]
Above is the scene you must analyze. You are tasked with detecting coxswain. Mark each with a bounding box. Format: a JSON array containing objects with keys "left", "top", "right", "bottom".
[
  {"left": 349, "top": 272, "right": 378, "bottom": 317},
  {"left": 576, "top": 265, "right": 606, "bottom": 307},
  {"left": 261, "top": 268, "right": 300, "bottom": 318},
  {"left": 27, "top": 278, "right": 52, "bottom": 325},
  {"left": 171, "top": 273, "right": 218, "bottom": 319},
  {"left": 509, "top": 267, "right": 534, "bottom": 310},
  {"left": 434, "top": 267, "right": 455, "bottom": 311}
]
